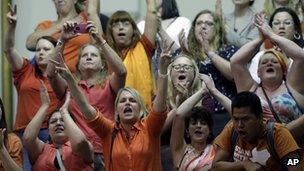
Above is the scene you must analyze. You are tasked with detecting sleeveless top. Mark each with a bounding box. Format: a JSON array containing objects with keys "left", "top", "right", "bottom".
[
  {"left": 254, "top": 82, "right": 303, "bottom": 124},
  {"left": 178, "top": 145, "right": 215, "bottom": 171}
]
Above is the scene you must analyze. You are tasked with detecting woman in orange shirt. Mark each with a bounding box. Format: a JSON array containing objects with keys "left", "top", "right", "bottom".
[
  {"left": 23, "top": 84, "right": 94, "bottom": 171},
  {"left": 53, "top": 39, "right": 173, "bottom": 171},
  {"left": 25, "top": 0, "right": 100, "bottom": 73},
  {"left": 0, "top": 98, "right": 23, "bottom": 171}
]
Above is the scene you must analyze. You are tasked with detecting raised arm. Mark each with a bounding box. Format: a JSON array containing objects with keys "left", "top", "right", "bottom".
[
  {"left": 0, "top": 130, "right": 22, "bottom": 171},
  {"left": 54, "top": 56, "right": 97, "bottom": 120},
  {"left": 152, "top": 41, "right": 173, "bottom": 113},
  {"left": 254, "top": 13, "right": 304, "bottom": 94},
  {"left": 23, "top": 81, "right": 49, "bottom": 163},
  {"left": 230, "top": 35, "right": 263, "bottom": 92},
  {"left": 3, "top": 4, "right": 24, "bottom": 71},
  {"left": 60, "top": 92, "right": 94, "bottom": 164},
  {"left": 144, "top": 0, "right": 158, "bottom": 46},
  {"left": 170, "top": 84, "right": 207, "bottom": 167},
  {"left": 87, "top": 21, "right": 127, "bottom": 93},
  {"left": 158, "top": 24, "right": 180, "bottom": 52},
  {"left": 86, "top": 0, "right": 103, "bottom": 35}
]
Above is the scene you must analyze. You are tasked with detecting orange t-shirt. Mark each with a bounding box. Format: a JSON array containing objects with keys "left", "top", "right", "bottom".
[
  {"left": 86, "top": 109, "right": 167, "bottom": 171},
  {"left": 215, "top": 121, "right": 301, "bottom": 171},
  {"left": 0, "top": 133, "right": 23, "bottom": 171},
  {"left": 35, "top": 12, "right": 91, "bottom": 73},
  {"left": 13, "top": 59, "right": 61, "bottom": 131}
]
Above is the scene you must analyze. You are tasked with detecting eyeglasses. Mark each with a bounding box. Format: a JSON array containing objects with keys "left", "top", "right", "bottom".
[
  {"left": 272, "top": 19, "right": 294, "bottom": 27},
  {"left": 172, "top": 64, "right": 194, "bottom": 71},
  {"left": 112, "top": 21, "right": 131, "bottom": 29},
  {"left": 196, "top": 21, "right": 215, "bottom": 27}
]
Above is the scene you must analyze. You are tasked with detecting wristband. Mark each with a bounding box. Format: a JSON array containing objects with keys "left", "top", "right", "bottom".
[
  {"left": 56, "top": 39, "right": 63, "bottom": 46},
  {"left": 158, "top": 70, "right": 168, "bottom": 78}
]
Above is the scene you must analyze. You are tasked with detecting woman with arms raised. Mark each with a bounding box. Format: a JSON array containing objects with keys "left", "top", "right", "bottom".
[
  {"left": 23, "top": 83, "right": 94, "bottom": 171},
  {"left": 53, "top": 37, "right": 172, "bottom": 171}
]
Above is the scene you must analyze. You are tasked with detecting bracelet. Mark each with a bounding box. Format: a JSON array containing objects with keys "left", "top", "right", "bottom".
[
  {"left": 56, "top": 39, "right": 64, "bottom": 46},
  {"left": 101, "top": 40, "right": 107, "bottom": 46},
  {"left": 158, "top": 70, "right": 168, "bottom": 78}
]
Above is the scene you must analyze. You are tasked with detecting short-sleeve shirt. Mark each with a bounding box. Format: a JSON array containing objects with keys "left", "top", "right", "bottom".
[
  {"left": 86, "top": 109, "right": 167, "bottom": 171},
  {"left": 13, "top": 59, "right": 61, "bottom": 131},
  {"left": 0, "top": 133, "right": 23, "bottom": 170},
  {"left": 35, "top": 12, "right": 91, "bottom": 73},
  {"left": 32, "top": 142, "right": 93, "bottom": 171},
  {"left": 215, "top": 121, "right": 300, "bottom": 171}
]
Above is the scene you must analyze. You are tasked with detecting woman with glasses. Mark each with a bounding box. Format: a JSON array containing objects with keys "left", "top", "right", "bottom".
[
  {"left": 181, "top": 10, "right": 238, "bottom": 136},
  {"left": 105, "top": 0, "right": 158, "bottom": 109},
  {"left": 249, "top": 7, "right": 304, "bottom": 83}
]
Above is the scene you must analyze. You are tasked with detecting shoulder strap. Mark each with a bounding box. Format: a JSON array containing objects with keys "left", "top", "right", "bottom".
[
  {"left": 230, "top": 129, "right": 238, "bottom": 161},
  {"left": 260, "top": 86, "right": 282, "bottom": 123},
  {"left": 55, "top": 148, "right": 66, "bottom": 171},
  {"left": 266, "top": 121, "right": 287, "bottom": 170}
]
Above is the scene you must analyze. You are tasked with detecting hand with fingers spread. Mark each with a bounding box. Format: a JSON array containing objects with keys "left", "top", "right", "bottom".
[
  {"left": 39, "top": 80, "right": 50, "bottom": 106},
  {"left": 6, "top": 4, "right": 17, "bottom": 27},
  {"left": 178, "top": 29, "right": 189, "bottom": 52},
  {"left": 87, "top": 21, "right": 106, "bottom": 45},
  {"left": 49, "top": 53, "right": 73, "bottom": 81},
  {"left": 159, "top": 39, "right": 174, "bottom": 75}
]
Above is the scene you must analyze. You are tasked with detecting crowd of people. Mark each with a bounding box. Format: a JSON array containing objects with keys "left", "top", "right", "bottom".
[{"left": 1, "top": 0, "right": 304, "bottom": 170}]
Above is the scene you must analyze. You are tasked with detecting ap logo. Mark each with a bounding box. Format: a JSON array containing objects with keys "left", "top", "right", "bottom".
[{"left": 286, "top": 159, "right": 300, "bottom": 166}]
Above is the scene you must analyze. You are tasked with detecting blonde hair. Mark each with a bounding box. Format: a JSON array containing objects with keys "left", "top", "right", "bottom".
[
  {"left": 114, "top": 87, "right": 148, "bottom": 122},
  {"left": 167, "top": 54, "right": 202, "bottom": 109}
]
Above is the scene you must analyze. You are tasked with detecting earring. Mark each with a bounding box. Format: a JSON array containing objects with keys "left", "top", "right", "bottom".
[{"left": 294, "top": 32, "right": 301, "bottom": 40}]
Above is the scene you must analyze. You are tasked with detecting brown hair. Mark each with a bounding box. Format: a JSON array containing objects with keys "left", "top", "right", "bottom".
[{"left": 106, "top": 11, "right": 141, "bottom": 56}]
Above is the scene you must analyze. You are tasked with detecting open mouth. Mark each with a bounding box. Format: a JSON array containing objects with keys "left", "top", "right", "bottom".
[
  {"left": 118, "top": 33, "right": 126, "bottom": 37},
  {"left": 178, "top": 75, "right": 186, "bottom": 81},
  {"left": 266, "top": 68, "right": 274, "bottom": 73},
  {"left": 123, "top": 106, "right": 132, "bottom": 114}
]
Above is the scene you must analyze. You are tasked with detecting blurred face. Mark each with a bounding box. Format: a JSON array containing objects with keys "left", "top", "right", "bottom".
[
  {"left": 232, "top": 107, "right": 261, "bottom": 143},
  {"left": 271, "top": 12, "right": 295, "bottom": 40},
  {"left": 112, "top": 20, "right": 134, "bottom": 49},
  {"left": 232, "top": 0, "right": 251, "bottom": 6},
  {"left": 116, "top": 91, "right": 141, "bottom": 124},
  {"left": 48, "top": 112, "right": 68, "bottom": 144},
  {"left": 35, "top": 39, "right": 55, "bottom": 68},
  {"left": 188, "top": 118, "right": 210, "bottom": 143},
  {"left": 258, "top": 53, "right": 283, "bottom": 81},
  {"left": 78, "top": 45, "right": 103, "bottom": 73},
  {"left": 170, "top": 57, "right": 195, "bottom": 88},
  {"left": 194, "top": 13, "right": 215, "bottom": 43},
  {"left": 52, "top": 0, "right": 76, "bottom": 15}
]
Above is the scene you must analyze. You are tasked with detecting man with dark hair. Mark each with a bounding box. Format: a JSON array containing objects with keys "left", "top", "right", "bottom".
[{"left": 212, "top": 91, "right": 302, "bottom": 171}]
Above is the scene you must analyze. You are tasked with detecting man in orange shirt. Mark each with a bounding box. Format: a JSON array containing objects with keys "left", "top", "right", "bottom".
[{"left": 212, "top": 91, "right": 302, "bottom": 171}]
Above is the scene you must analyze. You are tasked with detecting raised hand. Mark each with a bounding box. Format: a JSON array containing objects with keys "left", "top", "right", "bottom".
[
  {"left": 254, "top": 13, "right": 274, "bottom": 39},
  {"left": 60, "top": 21, "right": 78, "bottom": 42},
  {"left": 7, "top": 4, "right": 17, "bottom": 27},
  {"left": 87, "top": 20, "right": 105, "bottom": 44},
  {"left": 159, "top": 39, "right": 174, "bottom": 74},
  {"left": 178, "top": 29, "right": 189, "bottom": 52},
  {"left": 39, "top": 80, "right": 50, "bottom": 106},
  {"left": 215, "top": 0, "right": 223, "bottom": 20},
  {"left": 49, "top": 53, "right": 73, "bottom": 81},
  {"left": 199, "top": 73, "right": 216, "bottom": 93}
]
